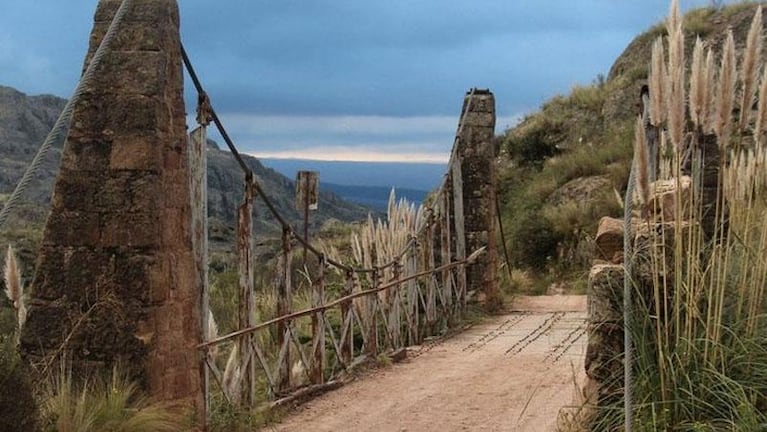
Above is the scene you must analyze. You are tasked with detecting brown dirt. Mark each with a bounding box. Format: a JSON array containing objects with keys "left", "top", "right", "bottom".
[{"left": 271, "top": 295, "right": 587, "bottom": 432}]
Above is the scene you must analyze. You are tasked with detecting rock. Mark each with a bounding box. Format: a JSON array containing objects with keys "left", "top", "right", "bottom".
[
  {"left": 648, "top": 176, "right": 692, "bottom": 222},
  {"left": 595, "top": 217, "right": 623, "bottom": 263},
  {"left": 588, "top": 264, "right": 624, "bottom": 324}
]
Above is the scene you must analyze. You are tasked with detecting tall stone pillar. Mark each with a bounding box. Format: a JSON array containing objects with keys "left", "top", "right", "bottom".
[
  {"left": 21, "top": 0, "right": 201, "bottom": 406},
  {"left": 456, "top": 89, "right": 501, "bottom": 311}
]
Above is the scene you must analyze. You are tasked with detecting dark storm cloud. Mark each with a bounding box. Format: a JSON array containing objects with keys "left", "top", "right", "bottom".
[{"left": 0, "top": 0, "right": 724, "bottom": 159}]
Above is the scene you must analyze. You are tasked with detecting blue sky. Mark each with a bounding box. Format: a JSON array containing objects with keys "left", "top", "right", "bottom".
[{"left": 0, "top": 1, "right": 722, "bottom": 162}]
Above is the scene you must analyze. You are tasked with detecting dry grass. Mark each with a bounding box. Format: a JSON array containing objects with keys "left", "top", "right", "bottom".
[
  {"left": 42, "top": 363, "right": 187, "bottom": 432},
  {"left": 587, "top": 2, "right": 767, "bottom": 429}
]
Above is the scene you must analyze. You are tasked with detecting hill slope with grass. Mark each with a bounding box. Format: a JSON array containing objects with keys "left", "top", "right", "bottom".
[{"left": 496, "top": 2, "right": 764, "bottom": 294}]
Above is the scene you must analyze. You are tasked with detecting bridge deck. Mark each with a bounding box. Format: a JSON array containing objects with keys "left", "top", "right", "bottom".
[{"left": 273, "top": 295, "right": 587, "bottom": 432}]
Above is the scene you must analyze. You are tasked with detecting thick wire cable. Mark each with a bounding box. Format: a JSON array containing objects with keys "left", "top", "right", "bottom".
[
  {"left": 180, "top": 44, "right": 479, "bottom": 274},
  {"left": 0, "top": 0, "right": 135, "bottom": 229}
]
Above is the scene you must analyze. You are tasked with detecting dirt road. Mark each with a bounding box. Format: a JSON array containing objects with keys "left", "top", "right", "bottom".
[{"left": 272, "top": 295, "right": 587, "bottom": 432}]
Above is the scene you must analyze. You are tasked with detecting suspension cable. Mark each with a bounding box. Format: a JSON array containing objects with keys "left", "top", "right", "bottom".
[{"left": 180, "top": 44, "right": 479, "bottom": 275}]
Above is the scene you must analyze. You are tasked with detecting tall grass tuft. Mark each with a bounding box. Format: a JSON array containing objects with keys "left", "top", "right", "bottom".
[
  {"left": 42, "top": 363, "right": 186, "bottom": 432},
  {"left": 593, "top": 3, "right": 767, "bottom": 430}
]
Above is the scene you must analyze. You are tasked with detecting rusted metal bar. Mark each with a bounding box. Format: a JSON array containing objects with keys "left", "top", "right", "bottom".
[
  {"left": 277, "top": 228, "right": 293, "bottom": 392},
  {"left": 311, "top": 255, "right": 326, "bottom": 384},
  {"left": 197, "top": 255, "right": 481, "bottom": 349},
  {"left": 237, "top": 177, "right": 256, "bottom": 406}
]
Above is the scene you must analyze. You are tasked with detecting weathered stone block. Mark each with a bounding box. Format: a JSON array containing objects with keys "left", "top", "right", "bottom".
[
  {"left": 100, "top": 211, "right": 160, "bottom": 248},
  {"left": 51, "top": 169, "right": 105, "bottom": 211},
  {"left": 60, "top": 139, "right": 112, "bottom": 172},
  {"left": 94, "top": 0, "right": 179, "bottom": 25},
  {"left": 110, "top": 133, "right": 162, "bottom": 171},
  {"left": 595, "top": 217, "right": 624, "bottom": 263},
  {"left": 648, "top": 176, "right": 692, "bottom": 222},
  {"left": 588, "top": 264, "right": 624, "bottom": 324},
  {"left": 19, "top": 301, "right": 69, "bottom": 351},
  {"left": 43, "top": 211, "right": 100, "bottom": 247}
]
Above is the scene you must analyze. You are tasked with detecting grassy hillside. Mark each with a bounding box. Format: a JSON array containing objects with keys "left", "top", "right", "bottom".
[{"left": 496, "top": 2, "right": 765, "bottom": 294}]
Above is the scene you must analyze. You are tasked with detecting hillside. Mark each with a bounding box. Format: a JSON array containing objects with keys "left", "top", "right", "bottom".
[
  {"left": 496, "top": 2, "right": 764, "bottom": 293},
  {"left": 0, "top": 85, "right": 370, "bottom": 253}
]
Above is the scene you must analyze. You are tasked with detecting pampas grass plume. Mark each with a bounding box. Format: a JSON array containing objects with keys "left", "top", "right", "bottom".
[
  {"left": 716, "top": 30, "right": 737, "bottom": 146},
  {"left": 635, "top": 116, "right": 651, "bottom": 207},
  {"left": 739, "top": 6, "right": 763, "bottom": 130}
]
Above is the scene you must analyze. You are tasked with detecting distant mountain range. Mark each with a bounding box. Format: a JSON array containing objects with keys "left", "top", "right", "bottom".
[
  {"left": 321, "top": 183, "right": 429, "bottom": 211},
  {"left": 0, "top": 85, "right": 370, "bottom": 241},
  {"left": 259, "top": 158, "right": 445, "bottom": 210}
]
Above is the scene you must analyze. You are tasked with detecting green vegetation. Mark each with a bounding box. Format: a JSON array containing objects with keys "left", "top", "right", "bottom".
[
  {"left": 498, "top": 76, "right": 631, "bottom": 293},
  {"left": 588, "top": 2, "right": 767, "bottom": 429}
]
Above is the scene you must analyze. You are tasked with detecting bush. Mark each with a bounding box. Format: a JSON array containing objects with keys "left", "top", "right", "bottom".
[
  {"left": 0, "top": 337, "right": 39, "bottom": 432},
  {"left": 503, "top": 118, "right": 563, "bottom": 167},
  {"left": 509, "top": 211, "right": 563, "bottom": 272}
]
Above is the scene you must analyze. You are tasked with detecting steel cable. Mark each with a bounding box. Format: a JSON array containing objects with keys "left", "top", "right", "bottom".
[{"left": 180, "top": 45, "right": 479, "bottom": 274}]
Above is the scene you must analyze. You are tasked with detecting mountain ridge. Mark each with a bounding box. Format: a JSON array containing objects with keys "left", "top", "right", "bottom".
[{"left": 0, "top": 85, "right": 370, "bottom": 239}]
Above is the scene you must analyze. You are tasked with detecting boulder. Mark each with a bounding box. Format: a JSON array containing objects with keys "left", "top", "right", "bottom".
[{"left": 648, "top": 176, "right": 692, "bottom": 222}]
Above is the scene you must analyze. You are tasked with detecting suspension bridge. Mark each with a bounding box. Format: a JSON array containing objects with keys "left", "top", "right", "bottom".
[{"left": 1, "top": 1, "right": 589, "bottom": 430}]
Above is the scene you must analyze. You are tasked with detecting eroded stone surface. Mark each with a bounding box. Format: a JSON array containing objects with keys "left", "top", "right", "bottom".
[
  {"left": 21, "top": 0, "right": 200, "bottom": 407},
  {"left": 455, "top": 89, "right": 500, "bottom": 311}
]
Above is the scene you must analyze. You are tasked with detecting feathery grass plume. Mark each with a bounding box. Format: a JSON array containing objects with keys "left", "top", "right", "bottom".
[
  {"left": 667, "top": 8, "right": 685, "bottom": 150},
  {"left": 690, "top": 37, "right": 706, "bottom": 128},
  {"left": 703, "top": 48, "right": 717, "bottom": 132},
  {"left": 666, "top": 0, "right": 681, "bottom": 37},
  {"left": 3, "top": 244, "right": 25, "bottom": 332},
  {"left": 739, "top": 7, "right": 763, "bottom": 130},
  {"left": 716, "top": 30, "right": 737, "bottom": 146},
  {"left": 634, "top": 116, "right": 651, "bottom": 206},
  {"left": 4, "top": 245, "right": 21, "bottom": 310},
  {"left": 650, "top": 38, "right": 668, "bottom": 126},
  {"left": 756, "top": 63, "right": 767, "bottom": 139},
  {"left": 223, "top": 345, "right": 241, "bottom": 405}
]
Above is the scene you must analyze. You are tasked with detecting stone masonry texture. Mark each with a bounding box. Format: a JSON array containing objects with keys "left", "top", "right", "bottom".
[
  {"left": 457, "top": 90, "right": 501, "bottom": 310},
  {"left": 20, "top": 0, "right": 201, "bottom": 407}
]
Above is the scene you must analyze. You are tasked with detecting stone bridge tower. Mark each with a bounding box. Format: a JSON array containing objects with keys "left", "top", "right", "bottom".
[{"left": 21, "top": 0, "right": 201, "bottom": 406}]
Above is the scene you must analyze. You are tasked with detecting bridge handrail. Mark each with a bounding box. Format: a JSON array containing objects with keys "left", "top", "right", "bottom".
[{"left": 197, "top": 247, "right": 484, "bottom": 350}]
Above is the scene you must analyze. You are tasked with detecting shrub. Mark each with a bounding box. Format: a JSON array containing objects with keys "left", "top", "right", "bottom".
[
  {"left": 503, "top": 118, "right": 563, "bottom": 167},
  {"left": 0, "top": 337, "right": 38, "bottom": 432},
  {"left": 509, "top": 211, "right": 562, "bottom": 272}
]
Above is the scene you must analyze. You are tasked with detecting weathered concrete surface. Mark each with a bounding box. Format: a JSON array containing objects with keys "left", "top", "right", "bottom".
[
  {"left": 456, "top": 89, "right": 501, "bottom": 311},
  {"left": 21, "top": 0, "right": 201, "bottom": 406}
]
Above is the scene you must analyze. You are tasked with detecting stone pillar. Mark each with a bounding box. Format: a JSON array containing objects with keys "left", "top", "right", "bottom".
[
  {"left": 21, "top": 0, "right": 201, "bottom": 407},
  {"left": 455, "top": 89, "right": 501, "bottom": 311}
]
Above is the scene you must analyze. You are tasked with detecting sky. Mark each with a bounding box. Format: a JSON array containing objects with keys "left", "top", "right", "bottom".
[{"left": 0, "top": 0, "right": 726, "bottom": 163}]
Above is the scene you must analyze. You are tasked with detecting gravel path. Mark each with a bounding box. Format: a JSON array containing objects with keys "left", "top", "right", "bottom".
[{"left": 271, "top": 295, "right": 587, "bottom": 432}]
